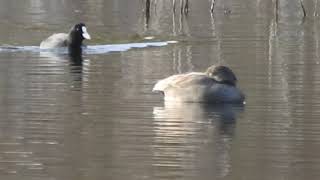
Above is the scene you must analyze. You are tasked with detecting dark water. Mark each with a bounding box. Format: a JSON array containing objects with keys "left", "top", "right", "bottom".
[{"left": 1, "top": 0, "right": 320, "bottom": 180}]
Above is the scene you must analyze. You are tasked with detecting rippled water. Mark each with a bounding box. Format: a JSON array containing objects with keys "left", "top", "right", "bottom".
[{"left": 1, "top": 0, "right": 320, "bottom": 180}]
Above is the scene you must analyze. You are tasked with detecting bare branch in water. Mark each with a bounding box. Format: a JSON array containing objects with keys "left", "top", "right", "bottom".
[
  {"left": 184, "top": 0, "right": 189, "bottom": 14},
  {"left": 210, "top": 0, "right": 216, "bottom": 13},
  {"left": 145, "top": 0, "right": 150, "bottom": 28},
  {"left": 275, "top": 0, "right": 278, "bottom": 23},
  {"left": 300, "top": 0, "right": 306, "bottom": 17},
  {"left": 180, "top": 0, "right": 189, "bottom": 14},
  {"left": 315, "top": 0, "right": 318, "bottom": 16}
]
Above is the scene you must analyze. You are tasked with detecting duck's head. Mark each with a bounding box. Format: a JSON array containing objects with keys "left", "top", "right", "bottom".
[
  {"left": 68, "top": 23, "right": 91, "bottom": 48},
  {"left": 205, "top": 65, "right": 237, "bottom": 86}
]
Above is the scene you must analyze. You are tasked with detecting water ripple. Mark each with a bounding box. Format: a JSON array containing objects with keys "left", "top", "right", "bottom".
[{"left": 0, "top": 41, "right": 176, "bottom": 55}]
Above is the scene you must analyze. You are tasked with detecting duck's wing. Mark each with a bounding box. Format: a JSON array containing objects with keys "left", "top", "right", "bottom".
[
  {"left": 153, "top": 74, "right": 181, "bottom": 92},
  {"left": 153, "top": 72, "right": 212, "bottom": 92},
  {"left": 40, "top": 33, "right": 68, "bottom": 49}
]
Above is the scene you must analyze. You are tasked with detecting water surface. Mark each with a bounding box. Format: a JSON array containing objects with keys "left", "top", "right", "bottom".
[{"left": 1, "top": 0, "right": 320, "bottom": 180}]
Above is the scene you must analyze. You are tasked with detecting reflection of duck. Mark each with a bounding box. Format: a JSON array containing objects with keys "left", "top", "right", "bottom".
[
  {"left": 40, "top": 23, "right": 91, "bottom": 49},
  {"left": 153, "top": 65, "right": 245, "bottom": 103},
  {"left": 152, "top": 102, "right": 244, "bottom": 178},
  {"left": 153, "top": 102, "right": 244, "bottom": 128}
]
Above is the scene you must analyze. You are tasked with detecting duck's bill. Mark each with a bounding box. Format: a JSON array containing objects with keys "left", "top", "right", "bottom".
[{"left": 82, "top": 26, "right": 91, "bottom": 40}]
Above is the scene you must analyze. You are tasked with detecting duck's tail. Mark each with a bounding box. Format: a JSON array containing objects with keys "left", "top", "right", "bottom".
[{"left": 152, "top": 80, "right": 165, "bottom": 92}]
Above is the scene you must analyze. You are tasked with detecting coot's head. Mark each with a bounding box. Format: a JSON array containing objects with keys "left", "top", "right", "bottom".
[
  {"left": 68, "top": 23, "right": 91, "bottom": 48},
  {"left": 205, "top": 65, "right": 237, "bottom": 86}
]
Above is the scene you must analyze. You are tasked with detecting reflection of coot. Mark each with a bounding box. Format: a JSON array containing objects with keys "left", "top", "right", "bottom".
[
  {"left": 38, "top": 47, "right": 85, "bottom": 89},
  {"left": 68, "top": 48, "right": 84, "bottom": 90},
  {"left": 69, "top": 47, "right": 83, "bottom": 67}
]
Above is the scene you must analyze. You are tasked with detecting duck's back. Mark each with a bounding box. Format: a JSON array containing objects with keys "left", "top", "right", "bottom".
[
  {"left": 153, "top": 72, "right": 207, "bottom": 92},
  {"left": 40, "top": 33, "right": 68, "bottom": 49},
  {"left": 153, "top": 72, "right": 244, "bottom": 103}
]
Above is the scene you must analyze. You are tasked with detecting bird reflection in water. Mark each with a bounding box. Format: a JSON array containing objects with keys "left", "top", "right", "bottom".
[
  {"left": 152, "top": 102, "right": 244, "bottom": 178},
  {"left": 39, "top": 47, "right": 87, "bottom": 91},
  {"left": 69, "top": 47, "right": 84, "bottom": 67},
  {"left": 68, "top": 47, "right": 87, "bottom": 91}
]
